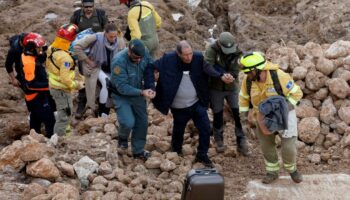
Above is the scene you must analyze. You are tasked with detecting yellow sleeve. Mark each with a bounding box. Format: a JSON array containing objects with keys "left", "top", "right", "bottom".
[
  {"left": 56, "top": 53, "right": 76, "bottom": 89},
  {"left": 277, "top": 69, "right": 303, "bottom": 105},
  {"left": 152, "top": 6, "right": 162, "bottom": 29},
  {"left": 128, "top": 7, "right": 142, "bottom": 39},
  {"left": 239, "top": 75, "right": 251, "bottom": 112}
]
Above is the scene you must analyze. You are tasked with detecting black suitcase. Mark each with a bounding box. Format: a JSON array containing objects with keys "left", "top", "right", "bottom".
[{"left": 181, "top": 168, "right": 224, "bottom": 200}]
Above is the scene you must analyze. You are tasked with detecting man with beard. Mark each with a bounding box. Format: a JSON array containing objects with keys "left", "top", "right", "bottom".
[{"left": 238, "top": 52, "right": 303, "bottom": 184}]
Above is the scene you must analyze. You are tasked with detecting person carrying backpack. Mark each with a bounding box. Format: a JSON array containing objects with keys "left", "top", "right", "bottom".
[
  {"left": 204, "top": 32, "right": 248, "bottom": 155},
  {"left": 46, "top": 24, "right": 84, "bottom": 137},
  {"left": 70, "top": 0, "right": 108, "bottom": 119},
  {"left": 120, "top": 0, "right": 162, "bottom": 58},
  {"left": 238, "top": 52, "right": 303, "bottom": 184},
  {"left": 21, "top": 33, "right": 56, "bottom": 138}
]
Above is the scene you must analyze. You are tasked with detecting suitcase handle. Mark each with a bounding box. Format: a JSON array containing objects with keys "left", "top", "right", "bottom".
[{"left": 195, "top": 168, "right": 217, "bottom": 174}]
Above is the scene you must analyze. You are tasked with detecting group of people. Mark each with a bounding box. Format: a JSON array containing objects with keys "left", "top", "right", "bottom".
[{"left": 5, "top": 0, "right": 304, "bottom": 184}]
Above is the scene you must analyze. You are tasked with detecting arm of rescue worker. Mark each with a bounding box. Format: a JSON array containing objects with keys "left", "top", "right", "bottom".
[
  {"left": 128, "top": 7, "right": 142, "bottom": 40},
  {"left": 74, "top": 34, "right": 97, "bottom": 62},
  {"left": 5, "top": 48, "right": 20, "bottom": 86},
  {"left": 150, "top": 3, "right": 162, "bottom": 29},
  {"left": 110, "top": 59, "right": 142, "bottom": 96},
  {"left": 55, "top": 53, "right": 78, "bottom": 89},
  {"left": 239, "top": 75, "right": 251, "bottom": 113},
  {"left": 203, "top": 46, "right": 230, "bottom": 79},
  {"left": 144, "top": 62, "right": 156, "bottom": 90},
  {"left": 277, "top": 69, "right": 303, "bottom": 106}
]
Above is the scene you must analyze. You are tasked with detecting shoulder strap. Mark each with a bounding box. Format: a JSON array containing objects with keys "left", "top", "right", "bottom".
[
  {"left": 246, "top": 77, "right": 253, "bottom": 108},
  {"left": 48, "top": 48, "right": 61, "bottom": 70},
  {"left": 245, "top": 70, "right": 284, "bottom": 108},
  {"left": 130, "top": 3, "right": 152, "bottom": 22},
  {"left": 73, "top": 9, "right": 81, "bottom": 25},
  {"left": 270, "top": 70, "right": 284, "bottom": 96},
  {"left": 96, "top": 9, "right": 106, "bottom": 28}
]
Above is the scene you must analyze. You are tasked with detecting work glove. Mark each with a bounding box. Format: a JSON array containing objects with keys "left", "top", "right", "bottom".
[{"left": 75, "top": 80, "right": 85, "bottom": 90}]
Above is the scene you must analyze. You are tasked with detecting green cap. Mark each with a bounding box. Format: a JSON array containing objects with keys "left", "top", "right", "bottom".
[{"left": 218, "top": 32, "right": 237, "bottom": 54}]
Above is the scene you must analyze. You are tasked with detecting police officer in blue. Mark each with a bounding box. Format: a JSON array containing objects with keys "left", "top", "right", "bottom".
[{"left": 110, "top": 39, "right": 155, "bottom": 160}]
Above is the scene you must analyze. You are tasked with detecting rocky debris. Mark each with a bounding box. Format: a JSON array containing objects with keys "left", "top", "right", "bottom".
[
  {"left": 26, "top": 158, "right": 60, "bottom": 180},
  {"left": 245, "top": 174, "right": 350, "bottom": 200},
  {"left": 73, "top": 156, "right": 99, "bottom": 187}
]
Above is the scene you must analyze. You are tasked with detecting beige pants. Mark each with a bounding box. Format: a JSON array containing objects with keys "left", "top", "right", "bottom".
[{"left": 82, "top": 62, "right": 100, "bottom": 110}]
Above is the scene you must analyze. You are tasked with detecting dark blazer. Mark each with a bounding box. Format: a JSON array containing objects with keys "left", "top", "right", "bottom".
[{"left": 144, "top": 51, "right": 210, "bottom": 115}]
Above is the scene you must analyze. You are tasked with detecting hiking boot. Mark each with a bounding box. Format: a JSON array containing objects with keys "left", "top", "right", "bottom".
[
  {"left": 213, "top": 127, "right": 225, "bottom": 153},
  {"left": 290, "top": 170, "right": 303, "bottom": 183},
  {"left": 194, "top": 155, "right": 214, "bottom": 168},
  {"left": 117, "top": 139, "right": 128, "bottom": 154},
  {"left": 237, "top": 137, "right": 249, "bottom": 157},
  {"left": 262, "top": 172, "right": 279, "bottom": 184},
  {"left": 133, "top": 151, "right": 150, "bottom": 161},
  {"left": 215, "top": 140, "right": 225, "bottom": 153},
  {"left": 75, "top": 102, "right": 86, "bottom": 119}
]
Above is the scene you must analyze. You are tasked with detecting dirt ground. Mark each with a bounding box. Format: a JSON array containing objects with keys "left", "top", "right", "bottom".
[{"left": 1, "top": 0, "right": 350, "bottom": 199}]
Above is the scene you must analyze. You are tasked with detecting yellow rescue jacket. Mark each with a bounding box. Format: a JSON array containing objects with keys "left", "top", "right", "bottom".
[
  {"left": 46, "top": 46, "right": 77, "bottom": 92},
  {"left": 239, "top": 62, "right": 303, "bottom": 113}
]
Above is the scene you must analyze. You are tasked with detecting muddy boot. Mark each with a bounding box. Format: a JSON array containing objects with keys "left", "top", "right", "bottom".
[
  {"left": 236, "top": 128, "right": 249, "bottom": 156},
  {"left": 75, "top": 89, "right": 86, "bottom": 119},
  {"left": 262, "top": 172, "right": 279, "bottom": 184},
  {"left": 213, "top": 127, "right": 225, "bottom": 153},
  {"left": 290, "top": 170, "right": 303, "bottom": 183}
]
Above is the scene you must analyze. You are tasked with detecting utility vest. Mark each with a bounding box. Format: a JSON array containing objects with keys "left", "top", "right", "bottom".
[
  {"left": 21, "top": 54, "right": 49, "bottom": 101},
  {"left": 130, "top": 2, "right": 158, "bottom": 53}
]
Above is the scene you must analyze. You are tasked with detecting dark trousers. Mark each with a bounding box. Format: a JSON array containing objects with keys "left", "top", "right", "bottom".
[
  {"left": 170, "top": 102, "right": 211, "bottom": 157},
  {"left": 27, "top": 92, "right": 56, "bottom": 138}
]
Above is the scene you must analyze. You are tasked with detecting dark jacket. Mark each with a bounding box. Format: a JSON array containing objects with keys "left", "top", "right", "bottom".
[
  {"left": 5, "top": 34, "right": 26, "bottom": 83},
  {"left": 258, "top": 95, "right": 289, "bottom": 132},
  {"left": 204, "top": 42, "right": 241, "bottom": 91},
  {"left": 144, "top": 51, "right": 212, "bottom": 115}
]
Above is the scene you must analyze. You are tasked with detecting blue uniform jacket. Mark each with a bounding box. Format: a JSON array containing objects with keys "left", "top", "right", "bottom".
[
  {"left": 110, "top": 48, "right": 153, "bottom": 97},
  {"left": 144, "top": 51, "right": 210, "bottom": 115}
]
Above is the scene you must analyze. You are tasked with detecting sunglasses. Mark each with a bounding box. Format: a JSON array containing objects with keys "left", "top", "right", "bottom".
[{"left": 83, "top": 6, "right": 93, "bottom": 8}]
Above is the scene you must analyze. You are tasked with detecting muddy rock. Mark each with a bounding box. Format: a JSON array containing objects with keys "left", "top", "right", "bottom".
[
  {"left": 0, "top": 140, "right": 25, "bottom": 172},
  {"left": 305, "top": 71, "right": 327, "bottom": 91},
  {"left": 26, "top": 158, "right": 60, "bottom": 180},
  {"left": 324, "top": 40, "right": 350, "bottom": 59},
  {"left": 145, "top": 157, "right": 162, "bottom": 169},
  {"left": 81, "top": 191, "right": 104, "bottom": 200},
  {"left": 296, "top": 105, "right": 319, "bottom": 118},
  {"left": 298, "top": 117, "right": 321, "bottom": 144},
  {"left": 338, "top": 107, "right": 350, "bottom": 125},
  {"left": 320, "top": 97, "right": 337, "bottom": 125},
  {"left": 327, "top": 78, "right": 350, "bottom": 99},
  {"left": 316, "top": 57, "right": 336, "bottom": 76},
  {"left": 73, "top": 156, "right": 99, "bottom": 187},
  {"left": 20, "top": 143, "right": 55, "bottom": 162},
  {"left": 56, "top": 161, "right": 75, "bottom": 177},
  {"left": 160, "top": 159, "right": 176, "bottom": 172},
  {"left": 47, "top": 183, "right": 80, "bottom": 200},
  {"left": 22, "top": 183, "right": 46, "bottom": 200}
]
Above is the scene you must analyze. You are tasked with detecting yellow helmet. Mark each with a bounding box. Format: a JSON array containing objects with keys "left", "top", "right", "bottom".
[{"left": 239, "top": 52, "right": 266, "bottom": 72}]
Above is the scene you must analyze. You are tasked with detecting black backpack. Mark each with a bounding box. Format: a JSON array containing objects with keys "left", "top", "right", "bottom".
[
  {"left": 72, "top": 8, "right": 106, "bottom": 29},
  {"left": 246, "top": 70, "right": 284, "bottom": 108}
]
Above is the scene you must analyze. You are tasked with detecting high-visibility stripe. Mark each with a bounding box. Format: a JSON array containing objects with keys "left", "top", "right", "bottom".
[
  {"left": 283, "top": 163, "right": 296, "bottom": 172},
  {"left": 289, "top": 85, "right": 299, "bottom": 94},
  {"left": 28, "top": 87, "right": 48, "bottom": 91},
  {"left": 48, "top": 72, "right": 74, "bottom": 89},
  {"left": 25, "top": 93, "right": 38, "bottom": 101},
  {"left": 239, "top": 91, "right": 250, "bottom": 99},
  {"left": 265, "top": 160, "right": 280, "bottom": 172},
  {"left": 239, "top": 107, "right": 249, "bottom": 112},
  {"left": 287, "top": 96, "right": 298, "bottom": 105}
]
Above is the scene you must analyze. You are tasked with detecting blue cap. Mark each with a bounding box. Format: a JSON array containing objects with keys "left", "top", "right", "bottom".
[{"left": 129, "top": 39, "right": 146, "bottom": 57}]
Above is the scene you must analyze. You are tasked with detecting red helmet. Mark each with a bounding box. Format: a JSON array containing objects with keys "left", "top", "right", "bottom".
[
  {"left": 56, "top": 24, "right": 79, "bottom": 41},
  {"left": 23, "top": 33, "right": 46, "bottom": 48},
  {"left": 119, "top": 0, "right": 130, "bottom": 4}
]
